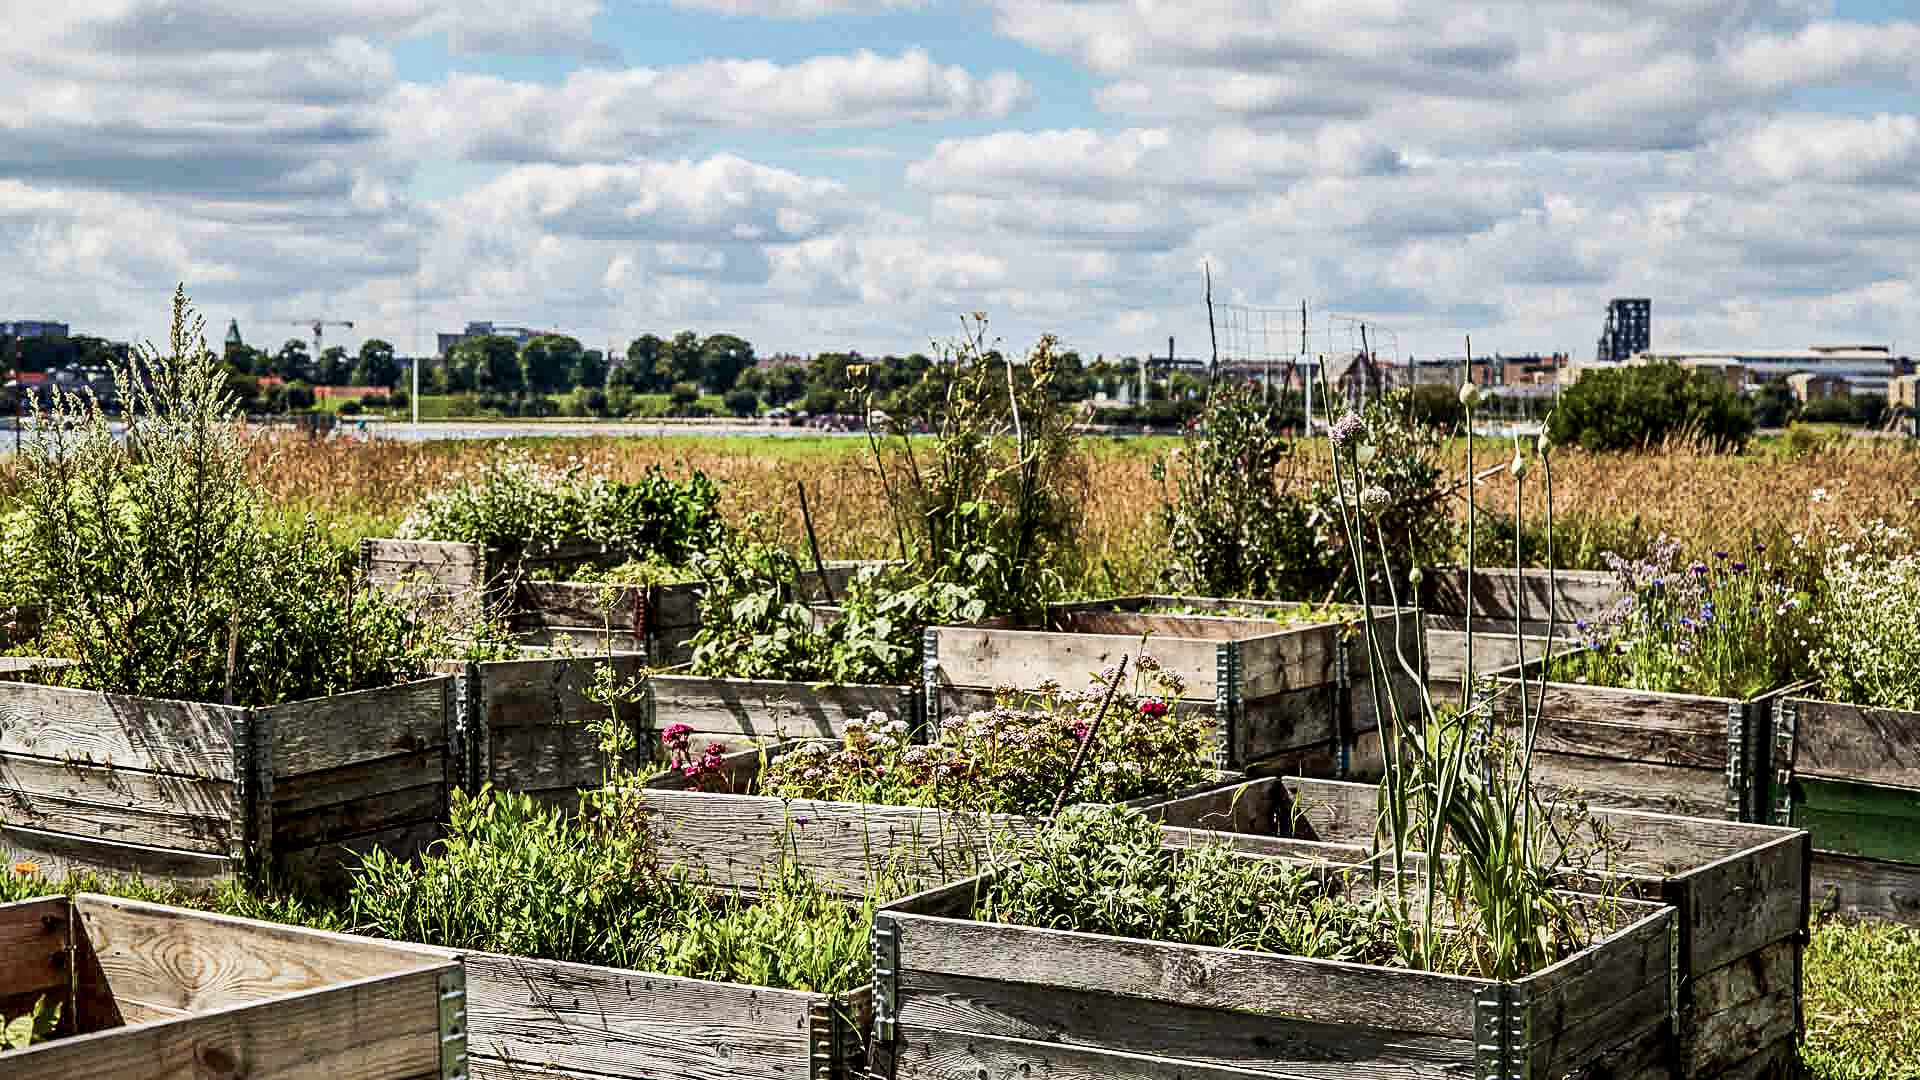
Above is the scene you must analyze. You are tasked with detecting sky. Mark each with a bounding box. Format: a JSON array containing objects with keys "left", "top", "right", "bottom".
[{"left": 2, "top": 0, "right": 1917, "bottom": 365}]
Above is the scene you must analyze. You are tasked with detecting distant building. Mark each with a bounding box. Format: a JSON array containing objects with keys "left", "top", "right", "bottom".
[
  {"left": 1570, "top": 344, "right": 1913, "bottom": 398},
  {"left": 1, "top": 320, "right": 69, "bottom": 340},
  {"left": 1787, "top": 372, "right": 1850, "bottom": 404},
  {"left": 225, "top": 319, "right": 244, "bottom": 351},
  {"left": 1595, "top": 299, "right": 1651, "bottom": 365},
  {"left": 436, "top": 321, "right": 541, "bottom": 357},
  {"left": 1410, "top": 353, "right": 1569, "bottom": 388}
]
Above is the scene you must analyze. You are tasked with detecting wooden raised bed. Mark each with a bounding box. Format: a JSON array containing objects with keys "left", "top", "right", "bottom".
[
  {"left": 451, "top": 945, "right": 869, "bottom": 1080},
  {"left": 924, "top": 596, "right": 1421, "bottom": 773},
  {"left": 1208, "top": 775, "right": 1809, "bottom": 1078},
  {"left": 641, "top": 741, "right": 1262, "bottom": 899},
  {"left": 1769, "top": 694, "right": 1920, "bottom": 922},
  {"left": 0, "top": 893, "right": 463, "bottom": 1079},
  {"left": 1479, "top": 661, "right": 1806, "bottom": 823},
  {"left": 0, "top": 677, "right": 457, "bottom": 891},
  {"left": 645, "top": 672, "right": 917, "bottom": 750},
  {"left": 1416, "top": 566, "right": 1614, "bottom": 707},
  {"left": 869, "top": 855, "right": 1683, "bottom": 1080}
]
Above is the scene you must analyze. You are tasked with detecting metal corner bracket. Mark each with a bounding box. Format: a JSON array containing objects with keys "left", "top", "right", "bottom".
[
  {"left": 871, "top": 915, "right": 900, "bottom": 1044},
  {"left": 438, "top": 968, "right": 469, "bottom": 1080},
  {"left": 1474, "top": 982, "right": 1532, "bottom": 1080}
]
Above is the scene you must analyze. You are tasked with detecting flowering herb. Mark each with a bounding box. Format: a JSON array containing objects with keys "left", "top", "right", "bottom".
[
  {"left": 759, "top": 667, "right": 1210, "bottom": 814},
  {"left": 661, "top": 725, "right": 730, "bottom": 789},
  {"left": 1552, "top": 534, "right": 1816, "bottom": 698},
  {"left": 1810, "top": 520, "right": 1920, "bottom": 711}
]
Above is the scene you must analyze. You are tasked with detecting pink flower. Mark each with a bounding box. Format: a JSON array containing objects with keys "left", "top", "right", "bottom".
[
  {"left": 661, "top": 723, "right": 694, "bottom": 750},
  {"left": 1138, "top": 700, "right": 1169, "bottom": 718}
]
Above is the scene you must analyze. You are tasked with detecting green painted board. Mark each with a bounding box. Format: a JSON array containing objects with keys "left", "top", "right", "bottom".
[{"left": 1792, "top": 776, "right": 1920, "bottom": 864}]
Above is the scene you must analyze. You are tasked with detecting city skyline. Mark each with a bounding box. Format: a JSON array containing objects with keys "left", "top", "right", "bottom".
[{"left": 1, "top": 2, "right": 1915, "bottom": 364}]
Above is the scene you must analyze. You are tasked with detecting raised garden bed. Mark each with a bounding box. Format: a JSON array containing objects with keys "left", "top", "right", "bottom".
[
  {"left": 645, "top": 672, "right": 917, "bottom": 750},
  {"left": 1215, "top": 774, "right": 1810, "bottom": 1078},
  {"left": 868, "top": 848, "right": 1684, "bottom": 1080},
  {"left": 1480, "top": 658, "right": 1807, "bottom": 823},
  {"left": 924, "top": 596, "right": 1421, "bottom": 773},
  {"left": 365, "top": 537, "right": 879, "bottom": 663},
  {"left": 0, "top": 892, "right": 462, "bottom": 1078},
  {"left": 1769, "top": 693, "right": 1920, "bottom": 922},
  {"left": 0, "top": 677, "right": 457, "bottom": 891},
  {"left": 1415, "top": 566, "right": 1614, "bottom": 706}
]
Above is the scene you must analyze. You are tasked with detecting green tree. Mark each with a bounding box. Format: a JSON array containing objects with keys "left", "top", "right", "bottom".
[
  {"left": 520, "top": 334, "right": 583, "bottom": 396},
  {"left": 666, "top": 331, "right": 703, "bottom": 386},
  {"left": 698, "top": 333, "right": 754, "bottom": 392},
  {"left": 668, "top": 381, "right": 700, "bottom": 413},
  {"left": 316, "top": 345, "right": 351, "bottom": 385},
  {"left": 274, "top": 339, "right": 311, "bottom": 381},
  {"left": 574, "top": 347, "right": 608, "bottom": 390},
  {"left": 452, "top": 336, "right": 525, "bottom": 396},
  {"left": 618, "top": 334, "right": 666, "bottom": 391},
  {"left": 354, "top": 339, "right": 400, "bottom": 389},
  {"left": 723, "top": 387, "right": 759, "bottom": 417},
  {"left": 1548, "top": 363, "right": 1754, "bottom": 452},
  {"left": 284, "top": 380, "right": 316, "bottom": 411}
]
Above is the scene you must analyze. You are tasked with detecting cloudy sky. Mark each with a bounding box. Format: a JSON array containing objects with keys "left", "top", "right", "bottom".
[{"left": 3, "top": 0, "right": 1917, "bottom": 364}]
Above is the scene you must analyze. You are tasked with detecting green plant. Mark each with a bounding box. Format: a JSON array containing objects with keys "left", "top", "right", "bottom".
[
  {"left": 14, "top": 286, "right": 453, "bottom": 705},
  {"left": 1548, "top": 363, "right": 1755, "bottom": 453},
  {"left": 980, "top": 804, "right": 1403, "bottom": 964},
  {"left": 401, "top": 450, "right": 724, "bottom": 565},
  {"left": 760, "top": 663, "right": 1209, "bottom": 814},
  {"left": 1, "top": 995, "right": 60, "bottom": 1051},
  {"left": 1555, "top": 537, "right": 1816, "bottom": 698},
  {"left": 1155, "top": 381, "right": 1330, "bottom": 600},
  {"left": 1308, "top": 388, "right": 1455, "bottom": 601},
  {"left": 1810, "top": 521, "right": 1920, "bottom": 711}
]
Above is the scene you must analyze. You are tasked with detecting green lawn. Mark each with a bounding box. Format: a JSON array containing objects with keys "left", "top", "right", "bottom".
[{"left": 1803, "top": 918, "right": 1920, "bottom": 1078}]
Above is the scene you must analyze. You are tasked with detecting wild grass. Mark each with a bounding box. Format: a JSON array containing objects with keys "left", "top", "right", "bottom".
[{"left": 1803, "top": 917, "right": 1920, "bottom": 1079}]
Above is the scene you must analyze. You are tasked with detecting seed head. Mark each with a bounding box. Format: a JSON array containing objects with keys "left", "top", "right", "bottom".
[
  {"left": 1355, "top": 443, "right": 1377, "bottom": 466},
  {"left": 1359, "top": 485, "right": 1393, "bottom": 518},
  {"left": 1458, "top": 381, "right": 1482, "bottom": 408},
  {"left": 1508, "top": 448, "right": 1529, "bottom": 481}
]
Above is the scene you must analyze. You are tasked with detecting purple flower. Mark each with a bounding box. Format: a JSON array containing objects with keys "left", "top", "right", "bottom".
[
  {"left": 1714, "top": 551, "right": 1729, "bottom": 561},
  {"left": 1731, "top": 561, "right": 1748, "bottom": 574},
  {"left": 1329, "top": 411, "right": 1367, "bottom": 449},
  {"left": 1689, "top": 562, "right": 1708, "bottom": 577},
  {"left": 1754, "top": 543, "right": 1766, "bottom": 554}
]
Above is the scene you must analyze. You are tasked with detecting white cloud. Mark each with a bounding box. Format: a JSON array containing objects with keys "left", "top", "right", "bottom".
[
  {"left": 664, "top": 0, "right": 924, "bottom": 17},
  {"left": 388, "top": 49, "right": 1028, "bottom": 162}
]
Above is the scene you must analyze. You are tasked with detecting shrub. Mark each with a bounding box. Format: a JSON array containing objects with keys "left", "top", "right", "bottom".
[
  {"left": 723, "top": 387, "right": 759, "bottom": 418},
  {"left": 15, "top": 287, "right": 449, "bottom": 705},
  {"left": 337, "top": 400, "right": 363, "bottom": 416},
  {"left": 400, "top": 450, "right": 725, "bottom": 563},
  {"left": 1155, "top": 381, "right": 1327, "bottom": 600},
  {"left": 1308, "top": 389, "right": 1454, "bottom": 599},
  {"left": 283, "top": 380, "right": 316, "bottom": 411},
  {"left": 1547, "top": 363, "right": 1754, "bottom": 452},
  {"left": 1406, "top": 382, "right": 1466, "bottom": 431}
]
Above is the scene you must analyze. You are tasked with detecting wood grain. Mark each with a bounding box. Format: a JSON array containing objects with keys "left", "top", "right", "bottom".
[
  {"left": 885, "top": 911, "right": 1489, "bottom": 1037},
  {"left": 0, "top": 897, "right": 70, "bottom": 1016},
  {"left": 0, "top": 683, "right": 243, "bottom": 777},
  {"left": 2, "top": 965, "right": 449, "bottom": 1080},
  {"left": 72, "top": 893, "right": 455, "bottom": 1013},
  {"left": 0, "top": 824, "right": 231, "bottom": 889},
  {"left": 894, "top": 969, "right": 1476, "bottom": 1080},
  {"left": 1418, "top": 567, "right": 1618, "bottom": 623},
  {"left": 1678, "top": 831, "right": 1806, "bottom": 976},
  {"left": 259, "top": 677, "right": 452, "bottom": 777},
  {"left": 0, "top": 752, "right": 234, "bottom": 853},
  {"left": 460, "top": 948, "right": 828, "bottom": 1080},
  {"left": 1809, "top": 849, "right": 1920, "bottom": 922},
  {"left": 648, "top": 675, "right": 910, "bottom": 742},
  {"left": 1787, "top": 697, "right": 1920, "bottom": 785}
]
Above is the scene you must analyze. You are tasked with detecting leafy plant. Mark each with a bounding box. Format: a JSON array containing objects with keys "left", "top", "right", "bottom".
[
  {"left": 980, "top": 804, "right": 1403, "bottom": 964},
  {"left": 1155, "top": 382, "right": 1328, "bottom": 600},
  {"left": 760, "top": 663, "right": 1209, "bottom": 814},
  {"left": 14, "top": 286, "right": 454, "bottom": 706},
  {"left": 1809, "top": 521, "right": 1920, "bottom": 711},
  {"left": 1307, "top": 388, "right": 1454, "bottom": 600},
  {"left": 1, "top": 996, "right": 60, "bottom": 1052},
  {"left": 401, "top": 450, "right": 724, "bottom": 566}
]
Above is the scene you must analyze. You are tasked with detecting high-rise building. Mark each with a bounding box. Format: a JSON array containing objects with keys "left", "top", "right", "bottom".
[{"left": 1595, "top": 298, "right": 1651, "bottom": 365}]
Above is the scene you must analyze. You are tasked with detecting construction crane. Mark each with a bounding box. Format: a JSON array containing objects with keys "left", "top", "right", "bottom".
[{"left": 267, "top": 318, "right": 355, "bottom": 360}]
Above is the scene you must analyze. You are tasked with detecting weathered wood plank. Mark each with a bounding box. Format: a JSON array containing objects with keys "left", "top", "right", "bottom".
[
  {"left": 72, "top": 893, "right": 455, "bottom": 1012},
  {"left": 460, "top": 948, "right": 823, "bottom": 1080},
  {"left": 275, "top": 819, "right": 446, "bottom": 891},
  {"left": 1688, "top": 939, "right": 1796, "bottom": 1017},
  {"left": 1418, "top": 567, "right": 1618, "bottom": 623},
  {"left": 259, "top": 677, "right": 452, "bottom": 778},
  {"left": 0, "top": 752, "right": 234, "bottom": 854},
  {"left": 516, "top": 580, "right": 647, "bottom": 632},
  {"left": 1809, "top": 849, "right": 1920, "bottom": 921},
  {"left": 1495, "top": 679, "right": 1734, "bottom": 770},
  {"left": 1677, "top": 831, "right": 1806, "bottom": 979},
  {"left": 1, "top": 823, "right": 232, "bottom": 889},
  {"left": 889, "top": 1026, "right": 1316, "bottom": 1080},
  {"left": 272, "top": 748, "right": 447, "bottom": 817},
  {"left": 886, "top": 912, "right": 1489, "bottom": 1036},
  {"left": 894, "top": 970, "right": 1475, "bottom": 1080},
  {"left": 271, "top": 780, "right": 446, "bottom": 850},
  {"left": 648, "top": 675, "right": 911, "bottom": 742},
  {"left": 0, "top": 683, "right": 243, "bottom": 777},
  {"left": 930, "top": 626, "right": 1223, "bottom": 701},
  {"left": 1518, "top": 908, "right": 1673, "bottom": 1077},
  {"left": 1524, "top": 750, "right": 1728, "bottom": 820},
  {"left": 2, "top": 965, "right": 448, "bottom": 1080},
  {"left": 1141, "top": 777, "right": 1287, "bottom": 836},
  {"left": 1711, "top": 1038, "right": 1799, "bottom": 1080},
  {"left": 1687, "top": 987, "right": 1798, "bottom": 1079},
  {"left": 0, "top": 897, "right": 70, "bottom": 1007},
  {"left": 1789, "top": 697, "right": 1920, "bottom": 786}
]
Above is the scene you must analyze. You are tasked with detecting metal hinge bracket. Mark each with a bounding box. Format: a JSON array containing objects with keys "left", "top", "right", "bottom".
[
  {"left": 921, "top": 628, "right": 941, "bottom": 736},
  {"left": 438, "top": 969, "right": 469, "bottom": 1080},
  {"left": 1668, "top": 915, "right": 1682, "bottom": 1035},
  {"left": 1213, "top": 643, "right": 1241, "bottom": 773},
  {"left": 1334, "top": 634, "right": 1353, "bottom": 778},
  {"left": 871, "top": 916, "right": 900, "bottom": 1044},
  {"left": 1474, "top": 983, "right": 1532, "bottom": 1080},
  {"left": 1772, "top": 699, "right": 1798, "bottom": 826},
  {"left": 1725, "top": 701, "right": 1747, "bottom": 821}
]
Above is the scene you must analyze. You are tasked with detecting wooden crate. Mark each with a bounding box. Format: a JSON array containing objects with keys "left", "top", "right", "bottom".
[
  {"left": 454, "top": 947, "right": 869, "bottom": 1080},
  {"left": 1418, "top": 565, "right": 1621, "bottom": 626},
  {"left": 0, "top": 677, "right": 458, "bottom": 890},
  {"left": 924, "top": 596, "right": 1422, "bottom": 773},
  {"left": 645, "top": 673, "right": 916, "bottom": 749},
  {"left": 869, "top": 856, "right": 1682, "bottom": 1080},
  {"left": 641, "top": 741, "right": 1262, "bottom": 899},
  {"left": 1208, "top": 775, "right": 1808, "bottom": 1078},
  {"left": 0, "top": 893, "right": 463, "bottom": 1079},
  {"left": 1770, "top": 694, "right": 1920, "bottom": 922},
  {"left": 1477, "top": 668, "right": 1806, "bottom": 823}
]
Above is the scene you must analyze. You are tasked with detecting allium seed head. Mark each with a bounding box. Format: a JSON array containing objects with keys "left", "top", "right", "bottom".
[
  {"left": 1458, "top": 381, "right": 1482, "bottom": 408},
  {"left": 1359, "top": 485, "right": 1393, "bottom": 518},
  {"left": 1329, "top": 411, "right": 1367, "bottom": 450},
  {"left": 1355, "top": 443, "right": 1377, "bottom": 466}
]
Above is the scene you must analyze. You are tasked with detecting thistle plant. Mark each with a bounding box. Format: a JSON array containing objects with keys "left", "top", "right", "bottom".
[{"left": 1318, "top": 368, "right": 1574, "bottom": 979}]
